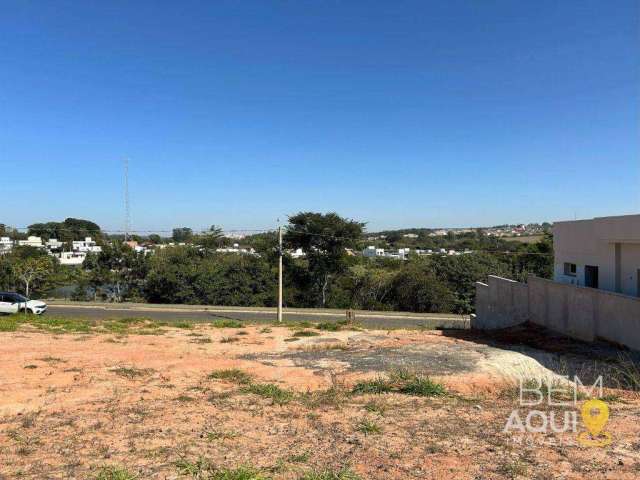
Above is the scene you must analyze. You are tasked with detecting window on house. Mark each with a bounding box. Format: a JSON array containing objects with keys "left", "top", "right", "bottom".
[{"left": 563, "top": 262, "right": 577, "bottom": 276}]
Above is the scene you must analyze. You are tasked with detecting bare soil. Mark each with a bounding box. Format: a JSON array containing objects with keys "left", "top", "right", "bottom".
[{"left": 0, "top": 322, "right": 638, "bottom": 479}]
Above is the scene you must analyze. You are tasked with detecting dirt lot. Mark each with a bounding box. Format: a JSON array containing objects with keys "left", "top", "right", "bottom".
[{"left": 0, "top": 318, "right": 639, "bottom": 479}]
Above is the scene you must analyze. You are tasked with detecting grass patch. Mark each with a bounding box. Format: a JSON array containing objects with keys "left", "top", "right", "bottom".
[
  {"left": 292, "top": 330, "right": 320, "bottom": 337},
  {"left": 242, "top": 383, "right": 294, "bottom": 405},
  {"left": 298, "top": 468, "right": 361, "bottom": 480},
  {"left": 352, "top": 377, "right": 393, "bottom": 395},
  {"left": 611, "top": 353, "right": 640, "bottom": 391},
  {"left": 111, "top": 366, "right": 154, "bottom": 379},
  {"left": 212, "top": 319, "right": 244, "bottom": 329},
  {"left": 95, "top": 466, "right": 137, "bottom": 480},
  {"left": 174, "top": 321, "right": 194, "bottom": 329},
  {"left": 497, "top": 458, "right": 528, "bottom": 479},
  {"left": 37, "top": 356, "right": 66, "bottom": 364},
  {"left": 316, "top": 320, "right": 352, "bottom": 332},
  {"left": 175, "top": 394, "right": 196, "bottom": 402},
  {"left": 27, "top": 315, "right": 91, "bottom": 333},
  {"left": 363, "top": 399, "right": 387, "bottom": 415},
  {"left": 205, "top": 429, "right": 238, "bottom": 441},
  {"left": 355, "top": 418, "right": 381, "bottom": 435},
  {"left": 190, "top": 337, "right": 212, "bottom": 344},
  {"left": 296, "top": 343, "right": 348, "bottom": 352},
  {"left": 0, "top": 317, "right": 19, "bottom": 332},
  {"left": 259, "top": 327, "right": 272, "bottom": 334},
  {"left": 287, "top": 452, "right": 310, "bottom": 464},
  {"left": 176, "top": 459, "right": 268, "bottom": 479},
  {"left": 23, "top": 364, "right": 38, "bottom": 369},
  {"left": 352, "top": 368, "right": 446, "bottom": 397},
  {"left": 398, "top": 376, "right": 446, "bottom": 396},
  {"left": 220, "top": 336, "right": 239, "bottom": 343},
  {"left": 208, "top": 369, "right": 253, "bottom": 385}
]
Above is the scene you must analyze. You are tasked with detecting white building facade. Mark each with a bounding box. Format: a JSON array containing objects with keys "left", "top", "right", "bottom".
[{"left": 553, "top": 214, "right": 640, "bottom": 296}]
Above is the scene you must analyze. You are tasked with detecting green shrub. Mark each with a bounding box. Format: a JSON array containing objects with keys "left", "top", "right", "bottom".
[
  {"left": 242, "top": 383, "right": 294, "bottom": 405},
  {"left": 208, "top": 369, "right": 252, "bottom": 384},
  {"left": 212, "top": 319, "right": 244, "bottom": 329}
]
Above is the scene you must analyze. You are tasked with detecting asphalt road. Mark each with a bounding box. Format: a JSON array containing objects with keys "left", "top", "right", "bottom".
[{"left": 47, "top": 304, "right": 469, "bottom": 330}]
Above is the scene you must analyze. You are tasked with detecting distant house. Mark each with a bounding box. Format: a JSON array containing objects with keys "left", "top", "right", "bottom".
[
  {"left": 56, "top": 251, "right": 87, "bottom": 266},
  {"left": 72, "top": 237, "right": 102, "bottom": 253},
  {"left": 0, "top": 237, "right": 12, "bottom": 254},
  {"left": 18, "top": 236, "right": 44, "bottom": 248},
  {"left": 289, "top": 248, "right": 306, "bottom": 259},
  {"left": 46, "top": 239, "right": 64, "bottom": 251},
  {"left": 403, "top": 233, "right": 419, "bottom": 238},
  {"left": 553, "top": 214, "right": 640, "bottom": 296},
  {"left": 363, "top": 246, "right": 385, "bottom": 258}
]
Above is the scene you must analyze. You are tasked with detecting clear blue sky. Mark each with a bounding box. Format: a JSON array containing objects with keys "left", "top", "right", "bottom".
[{"left": 1, "top": 0, "right": 638, "bottom": 232}]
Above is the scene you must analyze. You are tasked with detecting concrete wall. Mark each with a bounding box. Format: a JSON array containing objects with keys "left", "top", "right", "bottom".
[
  {"left": 474, "top": 275, "right": 640, "bottom": 351},
  {"left": 471, "top": 276, "right": 528, "bottom": 329}
]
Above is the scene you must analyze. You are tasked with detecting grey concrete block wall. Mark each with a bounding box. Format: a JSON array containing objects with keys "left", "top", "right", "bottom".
[
  {"left": 474, "top": 274, "right": 640, "bottom": 351},
  {"left": 472, "top": 276, "right": 528, "bottom": 329}
]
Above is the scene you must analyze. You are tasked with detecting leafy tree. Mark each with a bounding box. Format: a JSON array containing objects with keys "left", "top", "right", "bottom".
[
  {"left": 148, "top": 234, "right": 162, "bottom": 244},
  {"left": 81, "top": 242, "right": 149, "bottom": 301},
  {"left": 389, "top": 261, "right": 456, "bottom": 313},
  {"left": 196, "top": 225, "right": 227, "bottom": 250},
  {"left": 432, "top": 253, "right": 512, "bottom": 313},
  {"left": 144, "top": 247, "right": 275, "bottom": 306},
  {"left": 285, "top": 212, "right": 364, "bottom": 307},
  {"left": 28, "top": 218, "right": 101, "bottom": 242},
  {"left": 12, "top": 256, "right": 54, "bottom": 298},
  {"left": 172, "top": 227, "right": 193, "bottom": 243}
]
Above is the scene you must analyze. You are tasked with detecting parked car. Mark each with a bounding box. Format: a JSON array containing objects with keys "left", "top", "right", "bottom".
[{"left": 0, "top": 292, "right": 48, "bottom": 315}]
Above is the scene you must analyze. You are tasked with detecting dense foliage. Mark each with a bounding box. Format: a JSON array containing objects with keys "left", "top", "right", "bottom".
[{"left": 0, "top": 213, "right": 554, "bottom": 314}]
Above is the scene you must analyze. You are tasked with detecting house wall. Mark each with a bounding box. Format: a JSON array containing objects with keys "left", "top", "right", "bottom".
[
  {"left": 473, "top": 275, "right": 640, "bottom": 351},
  {"left": 553, "top": 214, "right": 640, "bottom": 296}
]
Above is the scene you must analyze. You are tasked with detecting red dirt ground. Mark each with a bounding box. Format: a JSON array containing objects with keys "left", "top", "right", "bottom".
[{"left": 0, "top": 323, "right": 638, "bottom": 479}]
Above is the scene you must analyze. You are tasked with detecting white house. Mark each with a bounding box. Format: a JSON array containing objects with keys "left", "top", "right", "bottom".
[
  {"left": 18, "top": 236, "right": 44, "bottom": 248},
  {"left": 553, "top": 214, "right": 640, "bottom": 296},
  {"left": 56, "top": 251, "right": 87, "bottom": 266},
  {"left": 289, "top": 248, "right": 306, "bottom": 259},
  {"left": 72, "top": 237, "right": 102, "bottom": 253},
  {"left": 46, "top": 239, "right": 64, "bottom": 251},
  {"left": 362, "top": 246, "right": 385, "bottom": 258},
  {"left": 0, "top": 237, "right": 12, "bottom": 254}
]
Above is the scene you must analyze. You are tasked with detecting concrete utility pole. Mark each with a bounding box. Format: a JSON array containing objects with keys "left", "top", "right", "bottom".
[
  {"left": 278, "top": 225, "right": 283, "bottom": 323},
  {"left": 124, "top": 158, "right": 130, "bottom": 242}
]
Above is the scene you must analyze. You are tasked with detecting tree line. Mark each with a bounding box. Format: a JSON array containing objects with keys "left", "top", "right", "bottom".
[{"left": 0, "top": 213, "right": 553, "bottom": 314}]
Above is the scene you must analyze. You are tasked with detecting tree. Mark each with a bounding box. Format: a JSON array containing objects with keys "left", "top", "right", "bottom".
[
  {"left": 28, "top": 218, "right": 102, "bottom": 242},
  {"left": 390, "top": 262, "right": 456, "bottom": 313},
  {"left": 12, "top": 256, "right": 53, "bottom": 298},
  {"left": 196, "top": 225, "right": 226, "bottom": 250},
  {"left": 172, "top": 227, "right": 193, "bottom": 243},
  {"left": 144, "top": 247, "right": 275, "bottom": 306},
  {"left": 285, "top": 212, "right": 364, "bottom": 307},
  {"left": 148, "top": 234, "right": 162, "bottom": 244},
  {"left": 81, "top": 242, "right": 149, "bottom": 301}
]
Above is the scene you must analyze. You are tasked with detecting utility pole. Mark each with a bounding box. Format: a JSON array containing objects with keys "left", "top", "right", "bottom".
[
  {"left": 124, "top": 158, "right": 130, "bottom": 242},
  {"left": 277, "top": 225, "right": 283, "bottom": 323}
]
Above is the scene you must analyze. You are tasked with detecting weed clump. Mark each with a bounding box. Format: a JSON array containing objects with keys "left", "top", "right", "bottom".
[
  {"left": 95, "top": 466, "right": 137, "bottom": 480},
  {"left": 212, "top": 319, "right": 244, "bottom": 329},
  {"left": 242, "top": 383, "right": 294, "bottom": 405},
  {"left": 208, "top": 369, "right": 253, "bottom": 385},
  {"left": 352, "top": 368, "right": 446, "bottom": 397}
]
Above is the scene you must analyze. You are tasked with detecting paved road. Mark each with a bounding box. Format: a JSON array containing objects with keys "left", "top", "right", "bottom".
[{"left": 47, "top": 304, "right": 469, "bottom": 330}]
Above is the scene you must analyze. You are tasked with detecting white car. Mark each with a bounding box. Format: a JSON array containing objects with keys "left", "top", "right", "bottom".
[{"left": 0, "top": 292, "right": 48, "bottom": 315}]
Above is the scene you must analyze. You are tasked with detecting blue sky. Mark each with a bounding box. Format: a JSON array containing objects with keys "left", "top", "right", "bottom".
[{"left": 1, "top": 0, "right": 638, "bottom": 232}]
